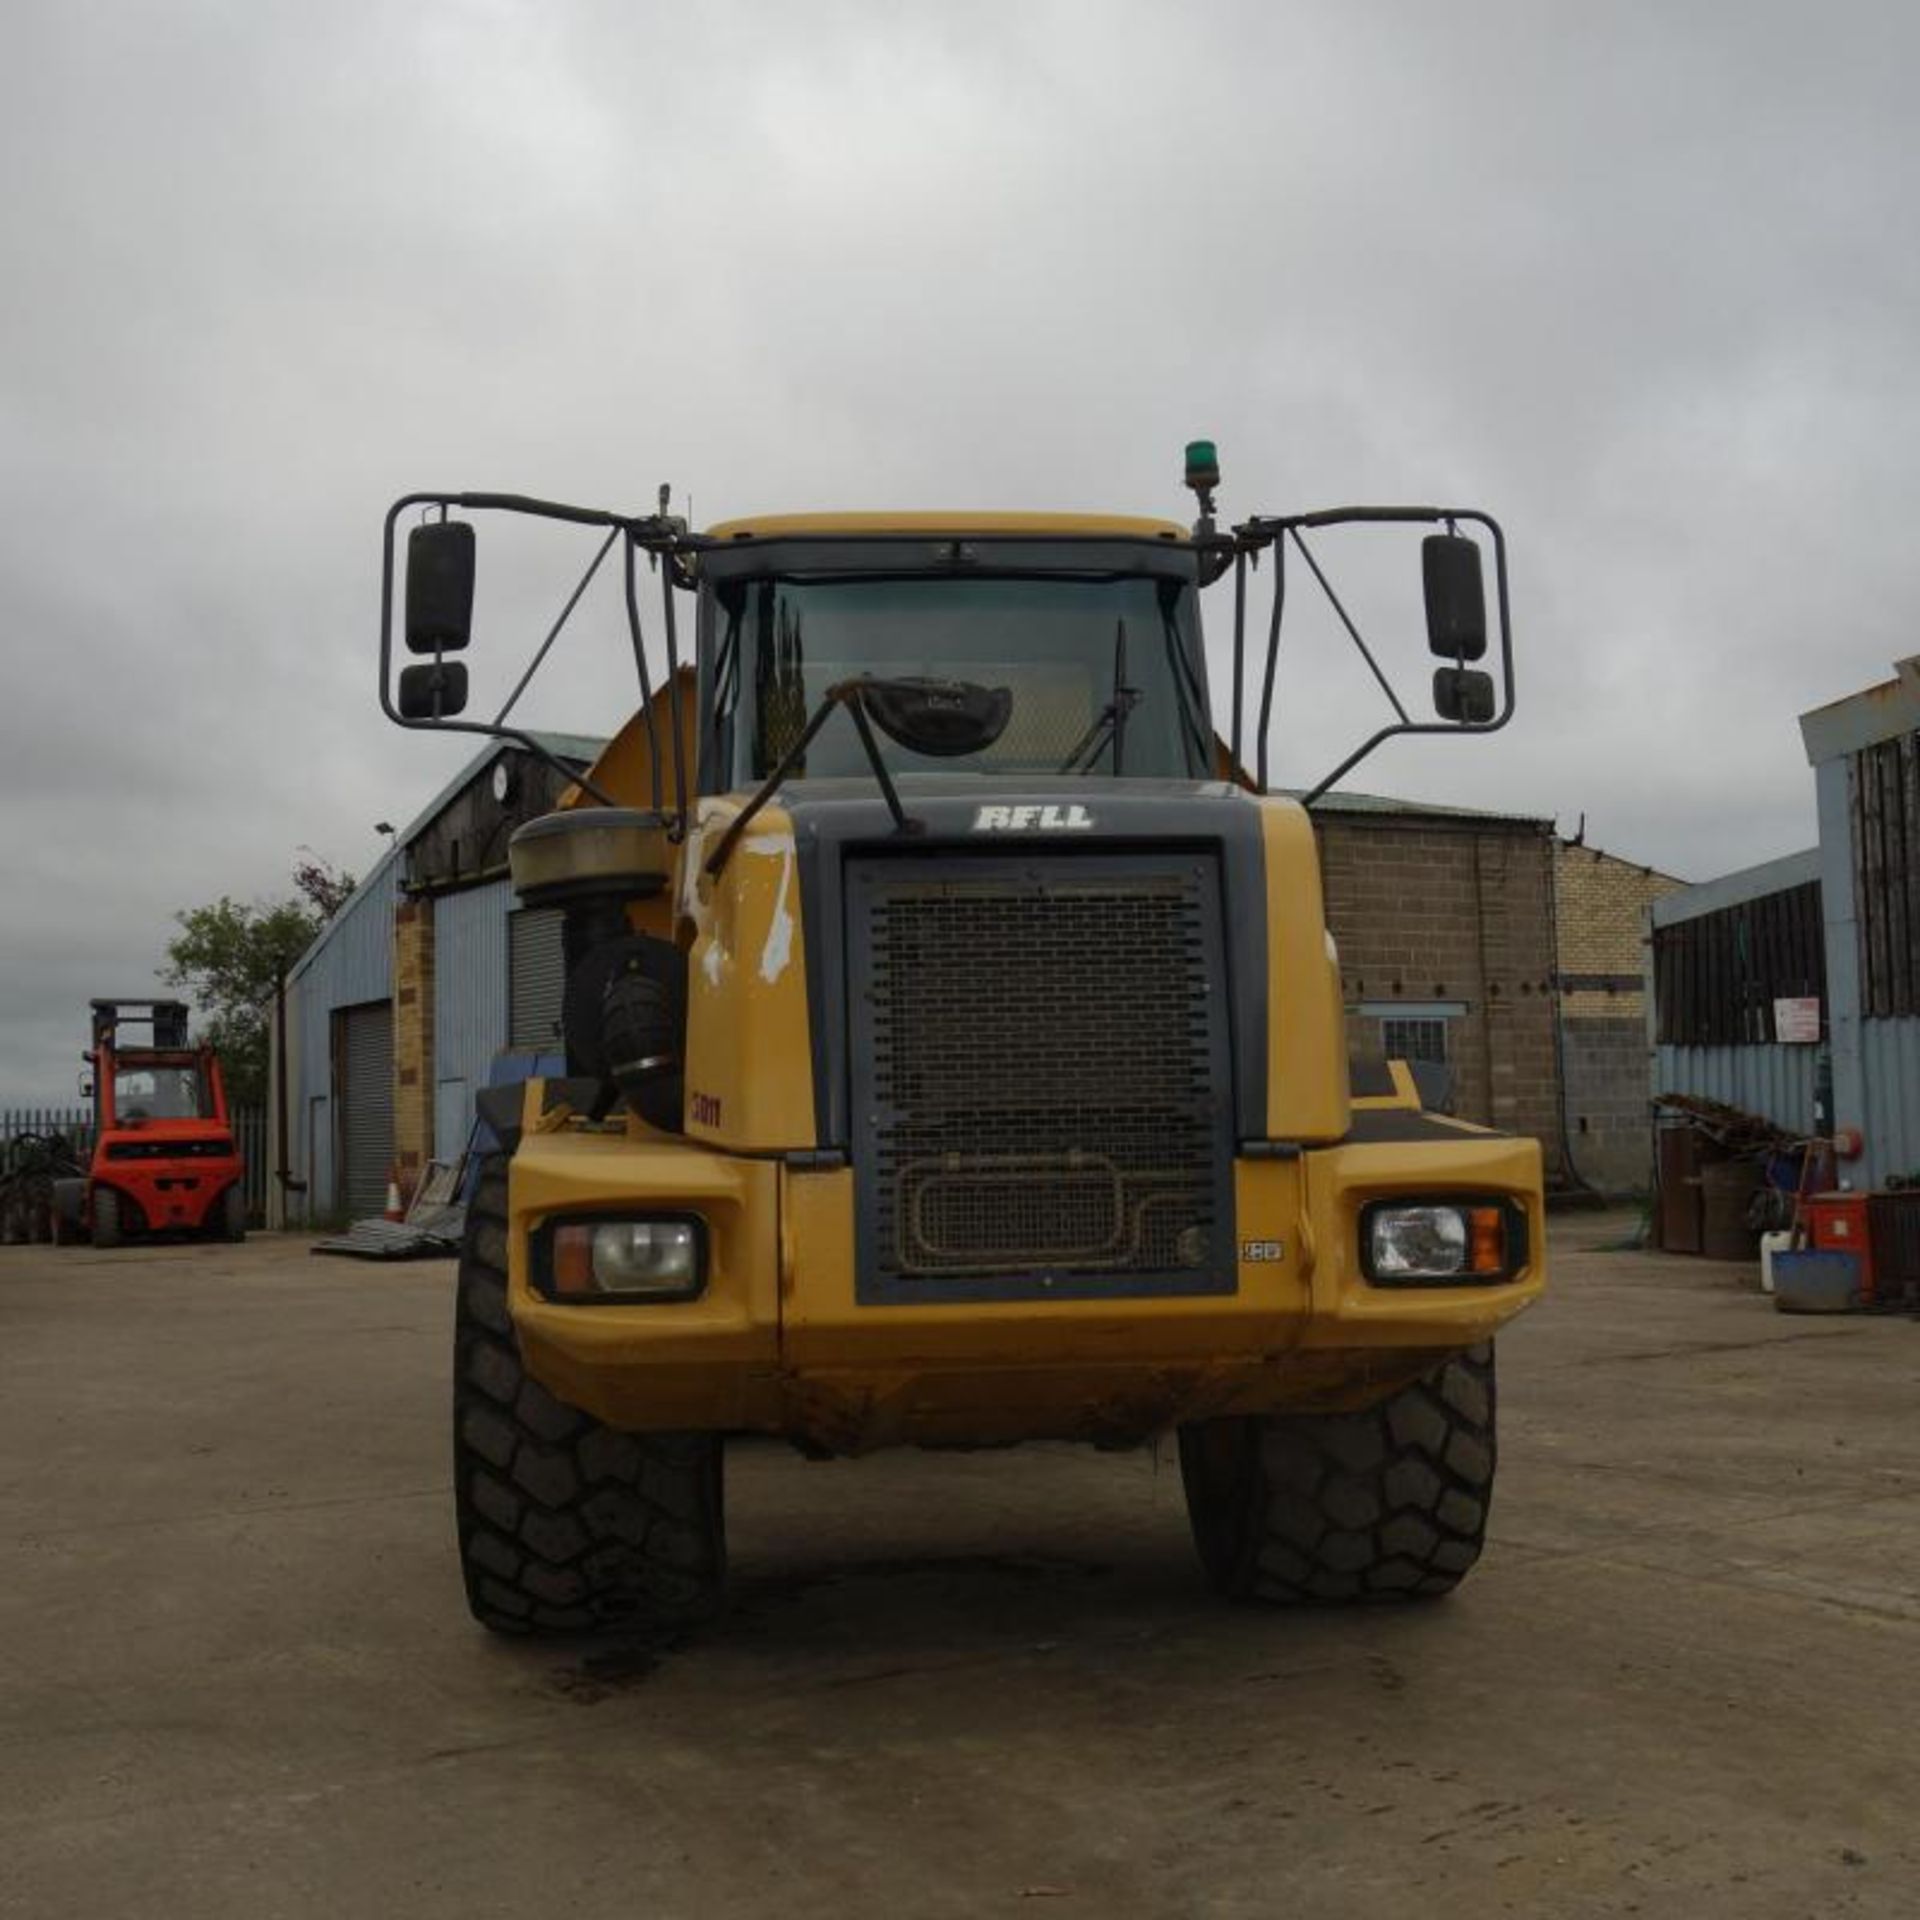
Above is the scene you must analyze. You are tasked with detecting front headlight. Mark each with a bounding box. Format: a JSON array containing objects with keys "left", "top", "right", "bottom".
[
  {"left": 543, "top": 1216, "right": 706, "bottom": 1300},
  {"left": 1363, "top": 1199, "right": 1524, "bottom": 1285}
]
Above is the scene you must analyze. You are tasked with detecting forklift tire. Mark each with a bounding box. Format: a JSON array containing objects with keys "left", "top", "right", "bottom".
[
  {"left": 221, "top": 1186, "right": 247, "bottom": 1243},
  {"left": 92, "top": 1188, "right": 122, "bottom": 1250},
  {"left": 1178, "top": 1343, "right": 1496, "bottom": 1604},
  {"left": 452, "top": 1156, "right": 726, "bottom": 1636}
]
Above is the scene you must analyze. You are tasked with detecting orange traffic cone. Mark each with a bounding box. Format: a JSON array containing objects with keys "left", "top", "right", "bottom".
[{"left": 384, "top": 1165, "right": 405, "bottom": 1222}]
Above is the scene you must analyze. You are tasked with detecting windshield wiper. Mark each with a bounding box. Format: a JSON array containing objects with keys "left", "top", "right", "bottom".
[
  {"left": 706, "top": 679, "right": 922, "bottom": 877},
  {"left": 1059, "top": 621, "right": 1141, "bottom": 774}
]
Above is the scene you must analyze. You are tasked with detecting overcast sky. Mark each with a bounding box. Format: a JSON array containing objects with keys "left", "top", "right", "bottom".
[{"left": 4, "top": 0, "right": 1918, "bottom": 1101}]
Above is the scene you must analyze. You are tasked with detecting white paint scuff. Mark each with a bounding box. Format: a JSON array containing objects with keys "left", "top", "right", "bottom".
[{"left": 759, "top": 842, "right": 796, "bottom": 984}]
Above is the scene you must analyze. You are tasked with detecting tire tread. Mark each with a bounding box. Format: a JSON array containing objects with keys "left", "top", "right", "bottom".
[{"left": 1180, "top": 1344, "right": 1498, "bottom": 1606}]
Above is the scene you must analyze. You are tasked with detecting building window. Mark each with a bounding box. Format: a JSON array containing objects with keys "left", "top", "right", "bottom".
[{"left": 1380, "top": 1015, "right": 1449, "bottom": 1065}]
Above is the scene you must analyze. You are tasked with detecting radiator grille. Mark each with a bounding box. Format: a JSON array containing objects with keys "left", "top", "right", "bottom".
[{"left": 848, "top": 854, "right": 1233, "bottom": 1302}]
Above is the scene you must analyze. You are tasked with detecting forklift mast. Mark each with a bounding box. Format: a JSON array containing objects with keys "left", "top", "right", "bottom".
[{"left": 90, "top": 999, "right": 193, "bottom": 1054}]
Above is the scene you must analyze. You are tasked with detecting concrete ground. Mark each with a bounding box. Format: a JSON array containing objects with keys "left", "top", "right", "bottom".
[{"left": 2, "top": 1215, "right": 1915, "bottom": 1919}]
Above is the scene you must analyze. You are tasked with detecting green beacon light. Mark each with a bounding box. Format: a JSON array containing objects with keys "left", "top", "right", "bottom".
[{"left": 1183, "top": 438, "right": 1221, "bottom": 537}]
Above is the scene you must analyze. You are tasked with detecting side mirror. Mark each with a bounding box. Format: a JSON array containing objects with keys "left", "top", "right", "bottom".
[
  {"left": 398, "top": 661, "right": 471, "bottom": 719},
  {"left": 1422, "top": 533, "right": 1487, "bottom": 661},
  {"left": 406, "top": 521, "right": 476, "bottom": 655},
  {"left": 1433, "top": 666, "right": 1496, "bottom": 723}
]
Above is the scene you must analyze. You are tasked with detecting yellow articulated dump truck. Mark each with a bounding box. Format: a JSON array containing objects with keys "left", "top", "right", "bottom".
[{"left": 379, "top": 444, "right": 1543, "bottom": 1634}]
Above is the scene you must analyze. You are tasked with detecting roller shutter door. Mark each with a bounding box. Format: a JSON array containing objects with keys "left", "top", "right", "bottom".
[
  {"left": 509, "top": 908, "right": 565, "bottom": 1050},
  {"left": 338, "top": 1000, "right": 394, "bottom": 1218}
]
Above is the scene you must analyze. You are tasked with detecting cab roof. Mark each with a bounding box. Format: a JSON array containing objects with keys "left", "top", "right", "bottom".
[{"left": 700, "top": 511, "right": 1192, "bottom": 543}]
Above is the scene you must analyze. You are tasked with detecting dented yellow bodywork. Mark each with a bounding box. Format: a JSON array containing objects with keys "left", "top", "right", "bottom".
[{"left": 676, "top": 798, "right": 819, "bottom": 1151}]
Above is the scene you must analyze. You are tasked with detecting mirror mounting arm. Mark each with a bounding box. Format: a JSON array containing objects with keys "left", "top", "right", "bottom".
[
  {"left": 1228, "top": 506, "right": 1514, "bottom": 807},
  {"left": 378, "top": 491, "right": 705, "bottom": 815}
]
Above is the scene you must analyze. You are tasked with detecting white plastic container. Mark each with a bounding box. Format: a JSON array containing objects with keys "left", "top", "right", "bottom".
[{"left": 1759, "top": 1230, "right": 1793, "bottom": 1295}]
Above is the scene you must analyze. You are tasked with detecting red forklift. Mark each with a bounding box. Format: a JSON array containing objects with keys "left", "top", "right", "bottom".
[{"left": 52, "top": 1000, "right": 247, "bottom": 1247}]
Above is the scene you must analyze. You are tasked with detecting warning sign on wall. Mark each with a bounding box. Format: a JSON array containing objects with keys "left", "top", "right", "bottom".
[{"left": 1773, "top": 997, "right": 1822, "bottom": 1044}]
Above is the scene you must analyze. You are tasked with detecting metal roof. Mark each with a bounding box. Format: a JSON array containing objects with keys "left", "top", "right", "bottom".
[
  {"left": 289, "top": 732, "right": 604, "bottom": 986},
  {"left": 1800, "top": 656, "right": 1920, "bottom": 765},
  {"left": 1287, "top": 787, "right": 1551, "bottom": 828},
  {"left": 1651, "top": 847, "right": 1821, "bottom": 928}
]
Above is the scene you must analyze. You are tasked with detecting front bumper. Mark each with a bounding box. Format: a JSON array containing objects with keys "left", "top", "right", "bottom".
[{"left": 506, "top": 1109, "right": 1544, "bottom": 1450}]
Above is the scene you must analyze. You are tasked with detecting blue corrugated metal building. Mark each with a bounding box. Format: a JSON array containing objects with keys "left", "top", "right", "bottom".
[
  {"left": 1651, "top": 656, "right": 1920, "bottom": 1189},
  {"left": 1650, "top": 849, "right": 1823, "bottom": 1135},
  {"left": 1802, "top": 658, "right": 1920, "bottom": 1186},
  {"left": 270, "top": 733, "right": 602, "bottom": 1226}
]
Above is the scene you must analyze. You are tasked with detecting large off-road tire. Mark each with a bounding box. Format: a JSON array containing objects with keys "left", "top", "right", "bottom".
[
  {"left": 1178, "top": 1343, "right": 1497, "bottom": 1604},
  {"left": 220, "top": 1185, "right": 247, "bottom": 1243},
  {"left": 91, "top": 1187, "right": 122, "bottom": 1250},
  {"left": 452, "top": 1156, "right": 726, "bottom": 1636}
]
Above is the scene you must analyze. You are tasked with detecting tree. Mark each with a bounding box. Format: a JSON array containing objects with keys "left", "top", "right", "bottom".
[
  {"left": 160, "top": 855, "right": 356, "bottom": 1106},
  {"left": 292, "top": 846, "right": 357, "bottom": 920}
]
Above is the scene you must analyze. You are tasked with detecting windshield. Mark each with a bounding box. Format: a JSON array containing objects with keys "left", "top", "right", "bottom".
[
  {"left": 712, "top": 574, "right": 1211, "bottom": 783},
  {"left": 113, "top": 1063, "right": 209, "bottom": 1122}
]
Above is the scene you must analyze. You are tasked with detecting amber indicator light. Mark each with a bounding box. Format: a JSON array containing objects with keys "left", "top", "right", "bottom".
[
  {"left": 1468, "top": 1206, "right": 1506, "bottom": 1276},
  {"left": 552, "top": 1225, "right": 595, "bottom": 1296}
]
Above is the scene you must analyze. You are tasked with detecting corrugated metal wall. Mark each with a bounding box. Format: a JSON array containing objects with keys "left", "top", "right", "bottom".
[
  {"left": 433, "top": 878, "right": 511, "bottom": 1161},
  {"left": 288, "top": 852, "right": 400, "bottom": 1222},
  {"left": 1859, "top": 1018, "right": 1920, "bottom": 1185},
  {"left": 1647, "top": 852, "right": 1826, "bottom": 1148},
  {"left": 1653, "top": 1044, "right": 1819, "bottom": 1135},
  {"left": 1815, "top": 751, "right": 1920, "bottom": 1188}
]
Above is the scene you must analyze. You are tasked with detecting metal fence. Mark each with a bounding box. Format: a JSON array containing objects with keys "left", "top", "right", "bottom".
[{"left": 1, "top": 1104, "right": 269, "bottom": 1225}]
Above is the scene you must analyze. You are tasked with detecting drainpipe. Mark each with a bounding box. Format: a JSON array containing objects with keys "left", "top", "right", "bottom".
[
  {"left": 274, "top": 962, "right": 307, "bottom": 1223},
  {"left": 1545, "top": 836, "right": 1601, "bottom": 1197}
]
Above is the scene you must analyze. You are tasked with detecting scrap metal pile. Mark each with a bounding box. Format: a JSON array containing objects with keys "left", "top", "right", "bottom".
[
  {"left": 1652, "top": 1092, "right": 1801, "bottom": 1159},
  {"left": 311, "top": 1157, "right": 467, "bottom": 1262},
  {"left": 0, "top": 1132, "right": 88, "bottom": 1245},
  {"left": 1654, "top": 1091, "right": 1918, "bottom": 1312}
]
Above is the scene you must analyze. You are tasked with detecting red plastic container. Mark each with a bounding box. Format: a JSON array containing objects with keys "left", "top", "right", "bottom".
[{"left": 1802, "top": 1193, "right": 1875, "bottom": 1293}]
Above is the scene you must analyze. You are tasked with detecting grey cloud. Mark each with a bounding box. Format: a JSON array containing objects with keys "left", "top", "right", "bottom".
[{"left": 5, "top": 0, "right": 1919, "bottom": 1096}]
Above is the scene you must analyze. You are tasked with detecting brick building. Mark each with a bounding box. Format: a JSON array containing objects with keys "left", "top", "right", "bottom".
[
  {"left": 1554, "top": 843, "right": 1686, "bottom": 1192},
  {"left": 1313, "top": 796, "right": 1564, "bottom": 1181}
]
